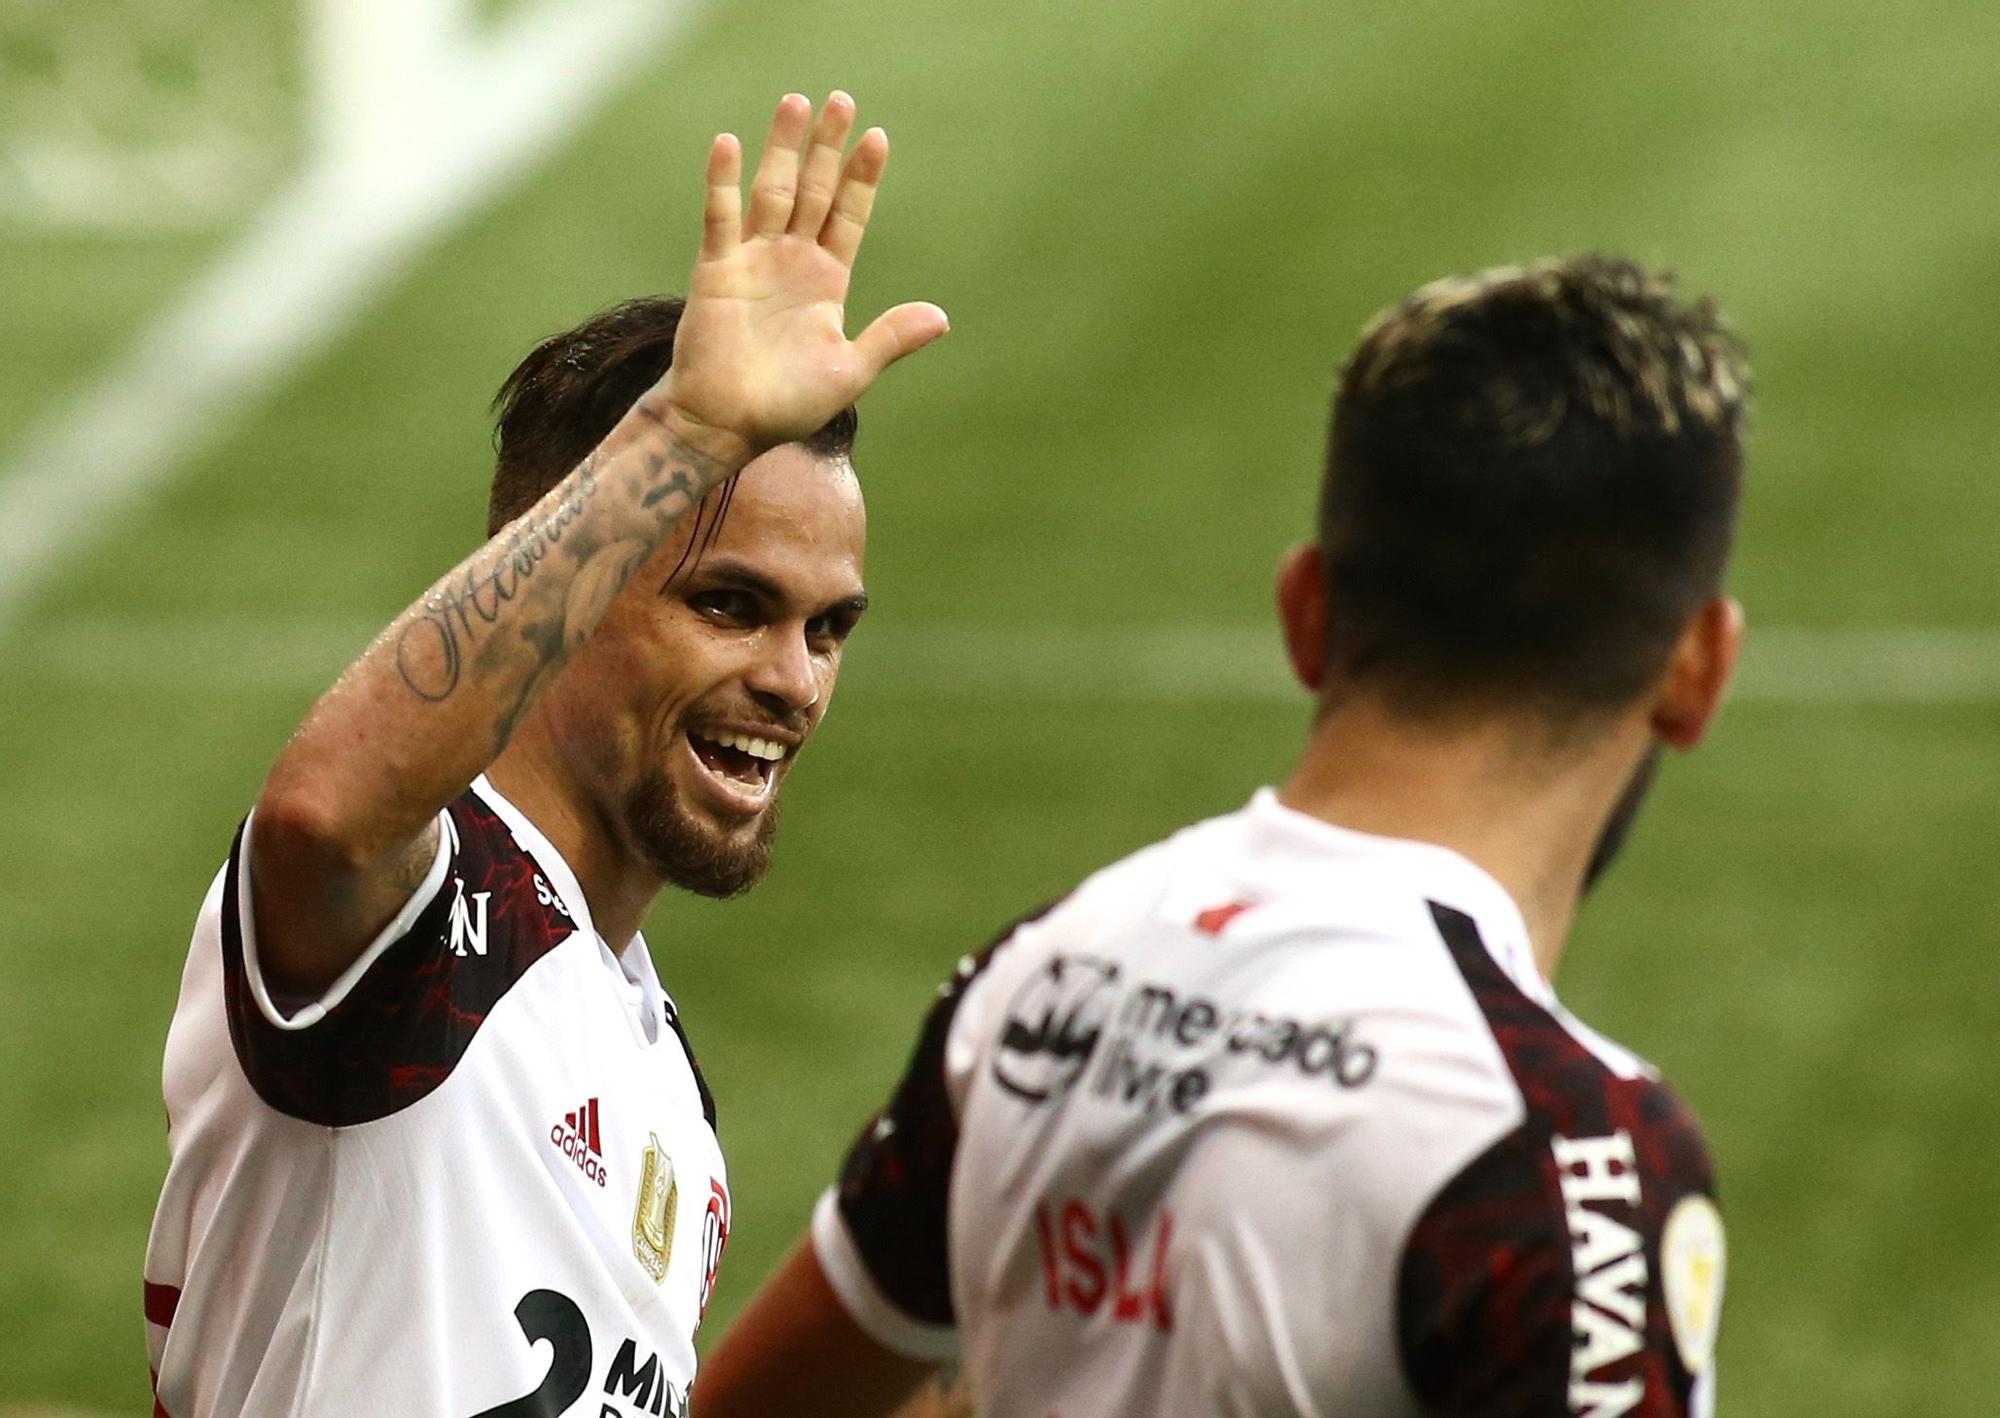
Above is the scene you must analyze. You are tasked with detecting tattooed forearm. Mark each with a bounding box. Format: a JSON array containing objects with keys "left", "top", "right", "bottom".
[
  {"left": 478, "top": 535, "right": 655, "bottom": 756},
  {"left": 641, "top": 469, "right": 698, "bottom": 510},
  {"left": 391, "top": 425, "right": 731, "bottom": 707}
]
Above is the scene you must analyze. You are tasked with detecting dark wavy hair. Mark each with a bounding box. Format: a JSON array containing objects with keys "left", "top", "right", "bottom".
[{"left": 1319, "top": 255, "right": 1749, "bottom": 722}]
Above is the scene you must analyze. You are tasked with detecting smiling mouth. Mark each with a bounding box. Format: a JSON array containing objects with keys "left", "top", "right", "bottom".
[{"left": 686, "top": 728, "right": 789, "bottom": 792}]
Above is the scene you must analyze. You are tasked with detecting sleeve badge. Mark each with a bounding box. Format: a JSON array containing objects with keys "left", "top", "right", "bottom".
[{"left": 1661, "top": 1192, "right": 1726, "bottom": 1374}]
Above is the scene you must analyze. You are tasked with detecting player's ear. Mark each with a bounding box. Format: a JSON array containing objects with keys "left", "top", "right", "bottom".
[
  {"left": 1651, "top": 595, "right": 1743, "bottom": 751},
  {"left": 1276, "top": 543, "right": 1329, "bottom": 694}
]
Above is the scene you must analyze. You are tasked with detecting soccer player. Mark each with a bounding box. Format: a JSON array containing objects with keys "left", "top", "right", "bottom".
[
  {"left": 698, "top": 258, "right": 1746, "bottom": 1418},
  {"left": 141, "top": 92, "right": 948, "bottom": 1418}
]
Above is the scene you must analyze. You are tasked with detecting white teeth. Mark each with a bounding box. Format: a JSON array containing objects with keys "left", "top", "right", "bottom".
[{"left": 710, "top": 731, "right": 787, "bottom": 762}]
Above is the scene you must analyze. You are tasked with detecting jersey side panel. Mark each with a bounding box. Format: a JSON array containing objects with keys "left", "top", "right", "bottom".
[
  {"left": 1397, "top": 903, "right": 1720, "bottom": 1418},
  {"left": 146, "top": 870, "right": 335, "bottom": 1417}
]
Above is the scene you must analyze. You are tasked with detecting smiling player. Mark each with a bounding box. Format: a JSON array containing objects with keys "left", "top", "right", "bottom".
[{"left": 141, "top": 91, "right": 947, "bottom": 1417}]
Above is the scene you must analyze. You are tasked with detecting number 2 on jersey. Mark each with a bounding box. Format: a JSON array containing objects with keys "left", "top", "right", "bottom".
[{"left": 469, "top": 1289, "right": 592, "bottom": 1417}]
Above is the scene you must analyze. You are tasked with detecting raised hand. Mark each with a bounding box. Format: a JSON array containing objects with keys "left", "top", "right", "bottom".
[{"left": 652, "top": 92, "right": 949, "bottom": 455}]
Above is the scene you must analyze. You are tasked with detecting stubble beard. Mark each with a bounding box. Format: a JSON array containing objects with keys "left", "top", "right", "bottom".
[
  {"left": 1582, "top": 743, "right": 1663, "bottom": 893},
  {"left": 622, "top": 768, "right": 780, "bottom": 899}
]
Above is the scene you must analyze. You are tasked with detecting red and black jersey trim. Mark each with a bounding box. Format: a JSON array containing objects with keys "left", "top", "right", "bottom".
[
  {"left": 834, "top": 900, "right": 1062, "bottom": 1328},
  {"left": 144, "top": 1280, "right": 180, "bottom": 1417},
  {"left": 219, "top": 790, "right": 575, "bottom": 1128},
  {"left": 1396, "top": 902, "right": 1716, "bottom": 1417},
  {"left": 662, "top": 995, "right": 718, "bottom": 1134}
]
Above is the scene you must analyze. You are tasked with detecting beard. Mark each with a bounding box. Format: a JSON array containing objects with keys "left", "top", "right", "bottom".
[
  {"left": 621, "top": 765, "right": 780, "bottom": 899},
  {"left": 1583, "top": 743, "right": 1663, "bottom": 893}
]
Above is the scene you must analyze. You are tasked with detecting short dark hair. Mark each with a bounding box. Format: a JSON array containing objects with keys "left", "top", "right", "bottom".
[
  {"left": 488, "top": 296, "right": 858, "bottom": 535},
  {"left": 1319, "top": 255, "right": 1749, "bottom": 722}
]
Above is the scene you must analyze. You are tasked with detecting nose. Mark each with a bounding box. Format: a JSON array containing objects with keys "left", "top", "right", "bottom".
[{"left": 743, "top": 623, "right": 824, "bottom": 718}]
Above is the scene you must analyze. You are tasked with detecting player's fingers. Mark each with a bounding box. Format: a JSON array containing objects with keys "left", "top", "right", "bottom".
[
  {"left": 745, "top": 92, "right": 811, "bottom": 238},
  {"left": 852, "top": 301, "right": 950, "bottom": 381},
  {"left": 820, "top": 127, "right": 889, "bottom": 267},
  {"left": 700, "top": 133, "right": 743, "bottom": 258},
  {"left": 787, "top": 91, "right": 856, "bottom": 237}
]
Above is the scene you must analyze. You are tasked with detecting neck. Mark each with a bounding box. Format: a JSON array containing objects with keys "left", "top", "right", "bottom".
[
  {"left": 1277, "top": 692, "right": 1649, "bottom": 981},
  {"left": 485, "top": 725, "right": 662, "bottom": 953}
]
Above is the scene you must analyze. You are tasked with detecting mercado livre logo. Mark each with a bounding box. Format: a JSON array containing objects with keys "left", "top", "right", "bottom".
[
  {"left": 993, "top": 955, "right": 1122, "bottom": 1103},
  {"left": 995, "top": 951, "right": 1382, "bottom": 1118}
]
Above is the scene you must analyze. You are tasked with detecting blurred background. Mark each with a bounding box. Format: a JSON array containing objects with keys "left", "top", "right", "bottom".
[{"left": 2, "top": 0, "right": 1995, "bottom": 1411}]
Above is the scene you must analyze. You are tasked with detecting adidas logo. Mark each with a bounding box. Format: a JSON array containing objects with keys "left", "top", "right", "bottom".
[{"left": 549, "top": 1097, "right": 608, "bottom": 1189}]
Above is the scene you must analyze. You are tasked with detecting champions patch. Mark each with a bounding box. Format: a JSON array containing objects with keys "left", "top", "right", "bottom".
[
  {"left": 1661, "top": 1193, "right": 1726, "bottom": 1374},
  {"left": 633, "top": 1133, "right": 678, "bottom": 1284}
]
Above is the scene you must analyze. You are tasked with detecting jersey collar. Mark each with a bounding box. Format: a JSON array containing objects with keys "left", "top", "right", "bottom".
[{"left": 1243, "top": 787, "right": 1550, "bottom": 999}]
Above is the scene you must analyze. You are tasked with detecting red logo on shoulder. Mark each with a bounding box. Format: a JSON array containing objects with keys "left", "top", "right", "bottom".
[{"left": 1193, "top": 901, "right": 1254, "bottom": 936}]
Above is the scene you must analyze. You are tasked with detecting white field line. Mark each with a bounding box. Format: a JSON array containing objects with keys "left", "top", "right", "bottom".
[
  {"left": 0, "top": 0, "right": 702, "bottom": 642},
  {"left": 12, "top": 618, "right": 2000, "bottom": 706}
]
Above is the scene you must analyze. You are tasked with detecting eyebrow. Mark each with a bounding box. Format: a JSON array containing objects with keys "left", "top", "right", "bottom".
[{"left": 686, "top": 556, "right": 869, "bottom": 617}]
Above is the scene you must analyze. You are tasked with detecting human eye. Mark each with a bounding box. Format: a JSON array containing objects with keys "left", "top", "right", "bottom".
[
  {"left": 689, "top": 588, "right": 759, "bottom": 625},
  {"left": 806, "top": 608, "right": 861, "bottom": 649}
]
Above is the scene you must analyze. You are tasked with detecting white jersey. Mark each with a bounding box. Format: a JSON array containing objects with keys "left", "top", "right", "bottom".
[
  {"left": 814, "top": 790, "right": 1724, "bottom": 1418},
  {"left": 144, "top": 776, "right": 730, "bottom": 1418}
]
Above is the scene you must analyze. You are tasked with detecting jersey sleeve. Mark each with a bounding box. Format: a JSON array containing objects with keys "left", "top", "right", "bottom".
[
  {"left": 219, "top": 790, "right": 573, "bottom": 1127},
  {"left": 1395, "top": 1084, "right": 1724, "bottom": 1418},
  {"left": 1398, "top": 900, "right": 1728, "bottom": 1418},
  {"left": 812, "top": 906, "right": 1054, "bottom": 1362}
]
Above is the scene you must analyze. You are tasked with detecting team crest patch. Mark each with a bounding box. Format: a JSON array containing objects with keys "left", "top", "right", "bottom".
[
  {"left": 632, "top": 1132, "right": 679, "bottom": 1284},
  {"left": 1661, "top": 1193, "right": 1726, "bottom": 1373}
]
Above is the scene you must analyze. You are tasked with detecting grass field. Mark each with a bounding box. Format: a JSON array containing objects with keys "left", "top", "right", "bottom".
[{"left": 3, "top": 1, "right": 1997, "bottom": 1412}]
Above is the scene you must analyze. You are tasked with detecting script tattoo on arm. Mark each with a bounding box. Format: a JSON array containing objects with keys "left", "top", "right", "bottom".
[{"left": 388, "top": 424, "right": 725, "bottom": 751}]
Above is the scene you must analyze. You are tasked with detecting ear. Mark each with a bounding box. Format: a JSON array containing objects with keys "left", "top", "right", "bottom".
[
  {"left": 1651, "top": 596, "right": 1744, "bottom": 751},
  {"left": 1276, "top": 543, "right": 1329, "bottom": 694}
]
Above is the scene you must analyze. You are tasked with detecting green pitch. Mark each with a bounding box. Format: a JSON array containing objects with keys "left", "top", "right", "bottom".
[{"left": 3, "top": 1, "right": 1996, "bottom": 1411}]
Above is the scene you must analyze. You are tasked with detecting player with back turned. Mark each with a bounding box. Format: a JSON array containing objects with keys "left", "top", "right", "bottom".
[
  {"left": 141, "top": 93, "right": 949, "bottom": 1418},
  {"left": 700, "top": 259, "right": 1748, "bottom": 1418}
]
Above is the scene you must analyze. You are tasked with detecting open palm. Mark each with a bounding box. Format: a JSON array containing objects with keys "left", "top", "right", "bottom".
[{"left": 656, "top": 92, "right": 948, "bottom": 453}]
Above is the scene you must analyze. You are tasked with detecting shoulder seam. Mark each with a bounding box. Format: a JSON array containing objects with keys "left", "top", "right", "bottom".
[{"left": 1426, "top": 900, "right": 1636, "bottom": 1095}]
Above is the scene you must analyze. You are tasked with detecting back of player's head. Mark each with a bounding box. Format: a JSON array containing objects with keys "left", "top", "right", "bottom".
[
  {"left": 1319, "top": 255, "right": 1748, "bottom": 724},
  {"left": 487, "top": 295, "right": 859, "bottom": 535}
]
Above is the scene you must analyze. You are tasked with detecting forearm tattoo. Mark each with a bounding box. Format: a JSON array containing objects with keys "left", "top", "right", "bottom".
[{"left": 390, "top": 428, "right": 725, "bottom": 737}]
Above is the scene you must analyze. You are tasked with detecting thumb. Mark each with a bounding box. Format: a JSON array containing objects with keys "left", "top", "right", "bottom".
[{"left": 852, "top": 302, "right": 951, "bottom": 381}]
